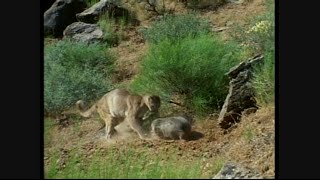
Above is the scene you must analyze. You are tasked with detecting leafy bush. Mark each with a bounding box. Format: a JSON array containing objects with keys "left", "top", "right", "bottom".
[
  {"left": 44, "top": 39, "right": 115, "bottom": 116},
  {"left": 141, "top": 13, "right": 211, "bottom": 44},
  {"left": 130, "top": 34, "right": 242, "bottom": 115}
]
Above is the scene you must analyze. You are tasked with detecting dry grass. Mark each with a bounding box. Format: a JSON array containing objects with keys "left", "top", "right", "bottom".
[
  {"left": 223, "top": 105, "right": 275, "bottom": 177},
  {"left": 45, "top": 104, "right": 275, "bottom": 178},
  {"left": 45, "top": 0, "right": 274, "bottom": 178},
  {"left": 109, "top": 26, "right": 149, "bottom": 86},
  {"left": 201, "top": 0, "right": 267, "bottom": 41}
]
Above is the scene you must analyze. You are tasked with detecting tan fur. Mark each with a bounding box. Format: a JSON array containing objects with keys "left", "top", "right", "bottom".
[{"left": 76, "top": 89, "right": 161, "bottom": 140}]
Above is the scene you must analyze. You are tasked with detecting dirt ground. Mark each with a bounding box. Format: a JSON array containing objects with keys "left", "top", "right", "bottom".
[
  {"left": 45, "top": 104, "right": 274, "bottom": 178},
  {"left": 44, "top": 0, "right": 274, "bottom": 178}
]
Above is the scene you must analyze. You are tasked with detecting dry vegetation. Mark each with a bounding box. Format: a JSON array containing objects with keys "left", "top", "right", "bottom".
[
  {"left": 44, "top": 0, "right": 275, "bottom": 178},
  {"left": 45, "top": 105, "right": 274, "bottom": 178}
]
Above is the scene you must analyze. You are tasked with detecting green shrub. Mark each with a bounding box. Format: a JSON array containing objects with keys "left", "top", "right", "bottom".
[
  {"left": 252, "top": 46, "right": 274, "bottom": 104},
  {"left": 141, "top": 13, "right": 211, "bottom": 44},
  {"left": 130, "top": 34, "right": 242, "bottom": 115},
  {"left": 44, "top": 39, "right": 115, "bottom": 116}
]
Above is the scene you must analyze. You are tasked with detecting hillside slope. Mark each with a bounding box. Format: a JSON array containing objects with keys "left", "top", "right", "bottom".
[{"left": 44, "top": 0, "right": 275, "bottom": 178}]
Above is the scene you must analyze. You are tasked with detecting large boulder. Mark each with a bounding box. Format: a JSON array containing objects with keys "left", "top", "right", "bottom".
[
  {"left": 212, "top": 162, "right": 264, "bottom": 179},
  {"left": 63, "top": 22, "right": 103, "bottom": 43},
  {"left": 76, "top": 0, "right": 130, "bottom": 23},
  {"left": 218, "top": 55, "right": 264, "bottom": 129},
  {"left": 44, "top": 0, "right": 87, "bottom": 37}
]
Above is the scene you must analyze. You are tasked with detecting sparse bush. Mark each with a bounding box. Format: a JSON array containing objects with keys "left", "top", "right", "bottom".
[
  {"left": 250, "top": 1, "right": 275, "bottom": 104},
  {"left": 130, "top": 34, "right": 242, "bottom": 115},
  {"left": 232, "top": 0, "right": 274, "bottom": 52},
  {"left": 97, "top": 19, "right": 120, "bottom": 46},
  {"left": 97, "top": 13, "right": 130, "bottom": 46},
  {"left": 253, "top": 1, "right": 275, "bottom": 104},
  {"left": 252, "top": 46, "right": 274, "bottom": 104},
  {"left": 141, "top": 13, "right": 211, "bottom": 44},
  {"left": 231, "top": 0, "right": 275, "bottom": 105},
  {"left": 44, "top": 39, "right": 115, "bottom": 116}
]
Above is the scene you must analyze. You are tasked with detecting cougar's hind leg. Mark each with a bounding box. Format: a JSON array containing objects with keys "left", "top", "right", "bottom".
[{"left": 98, "top": 110, "right": 116, "bottom": 139}]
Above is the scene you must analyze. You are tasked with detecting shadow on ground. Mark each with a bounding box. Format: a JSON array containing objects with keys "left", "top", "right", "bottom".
[{"left": 188, "top": 131, "right": 204, "bottom": 141}]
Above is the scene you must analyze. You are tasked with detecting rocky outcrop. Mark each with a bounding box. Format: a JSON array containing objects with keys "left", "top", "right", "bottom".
[
  {"left": 63, "top": 22, "right": 103, "bottom": 43},
  {"left": 74, "top": 0, "right": 157, "bottom": 26},
  {"left": 218, "top": 55, "right": 264, "bottom": 129},
  {"left": 44, "top": 0, "right": 87, "bottom": 37},
  {"left": 74, "top": 0, "right": 188, "bottom": 25},
  {"left": 76, "top": 0, "right": 130, "bottom": 23},
  {"left": 212, "top": 162, "right": 264, "bottom": 179},
  {"left": 45, "top": 0, "right": 227, "bottom": 37}
]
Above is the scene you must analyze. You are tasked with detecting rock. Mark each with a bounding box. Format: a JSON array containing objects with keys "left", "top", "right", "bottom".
[
  {"left": 151, "top": 116, "right": 192, "bottom": 140},
  {"left": 76, "top": 0, "right": 130, "bottom": 23},
  {"left": 218, "top": 55, "right": 264, "bottom": 129},
  {"left": 212, "top": 162, "right": 263, "bottom": 179},
  {"left": 44, "top": 0, "right": 87, "bottom": 37},
  {"left": 242, "top": 107, "right": 258, "bottom": 116},
  {"left": 63, "top": 22, "right": 103, "bottom": 43}
]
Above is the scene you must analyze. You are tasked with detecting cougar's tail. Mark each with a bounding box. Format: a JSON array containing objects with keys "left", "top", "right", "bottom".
[{"left": 76, "top": 100, "right": 97, "bottom": 118}]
